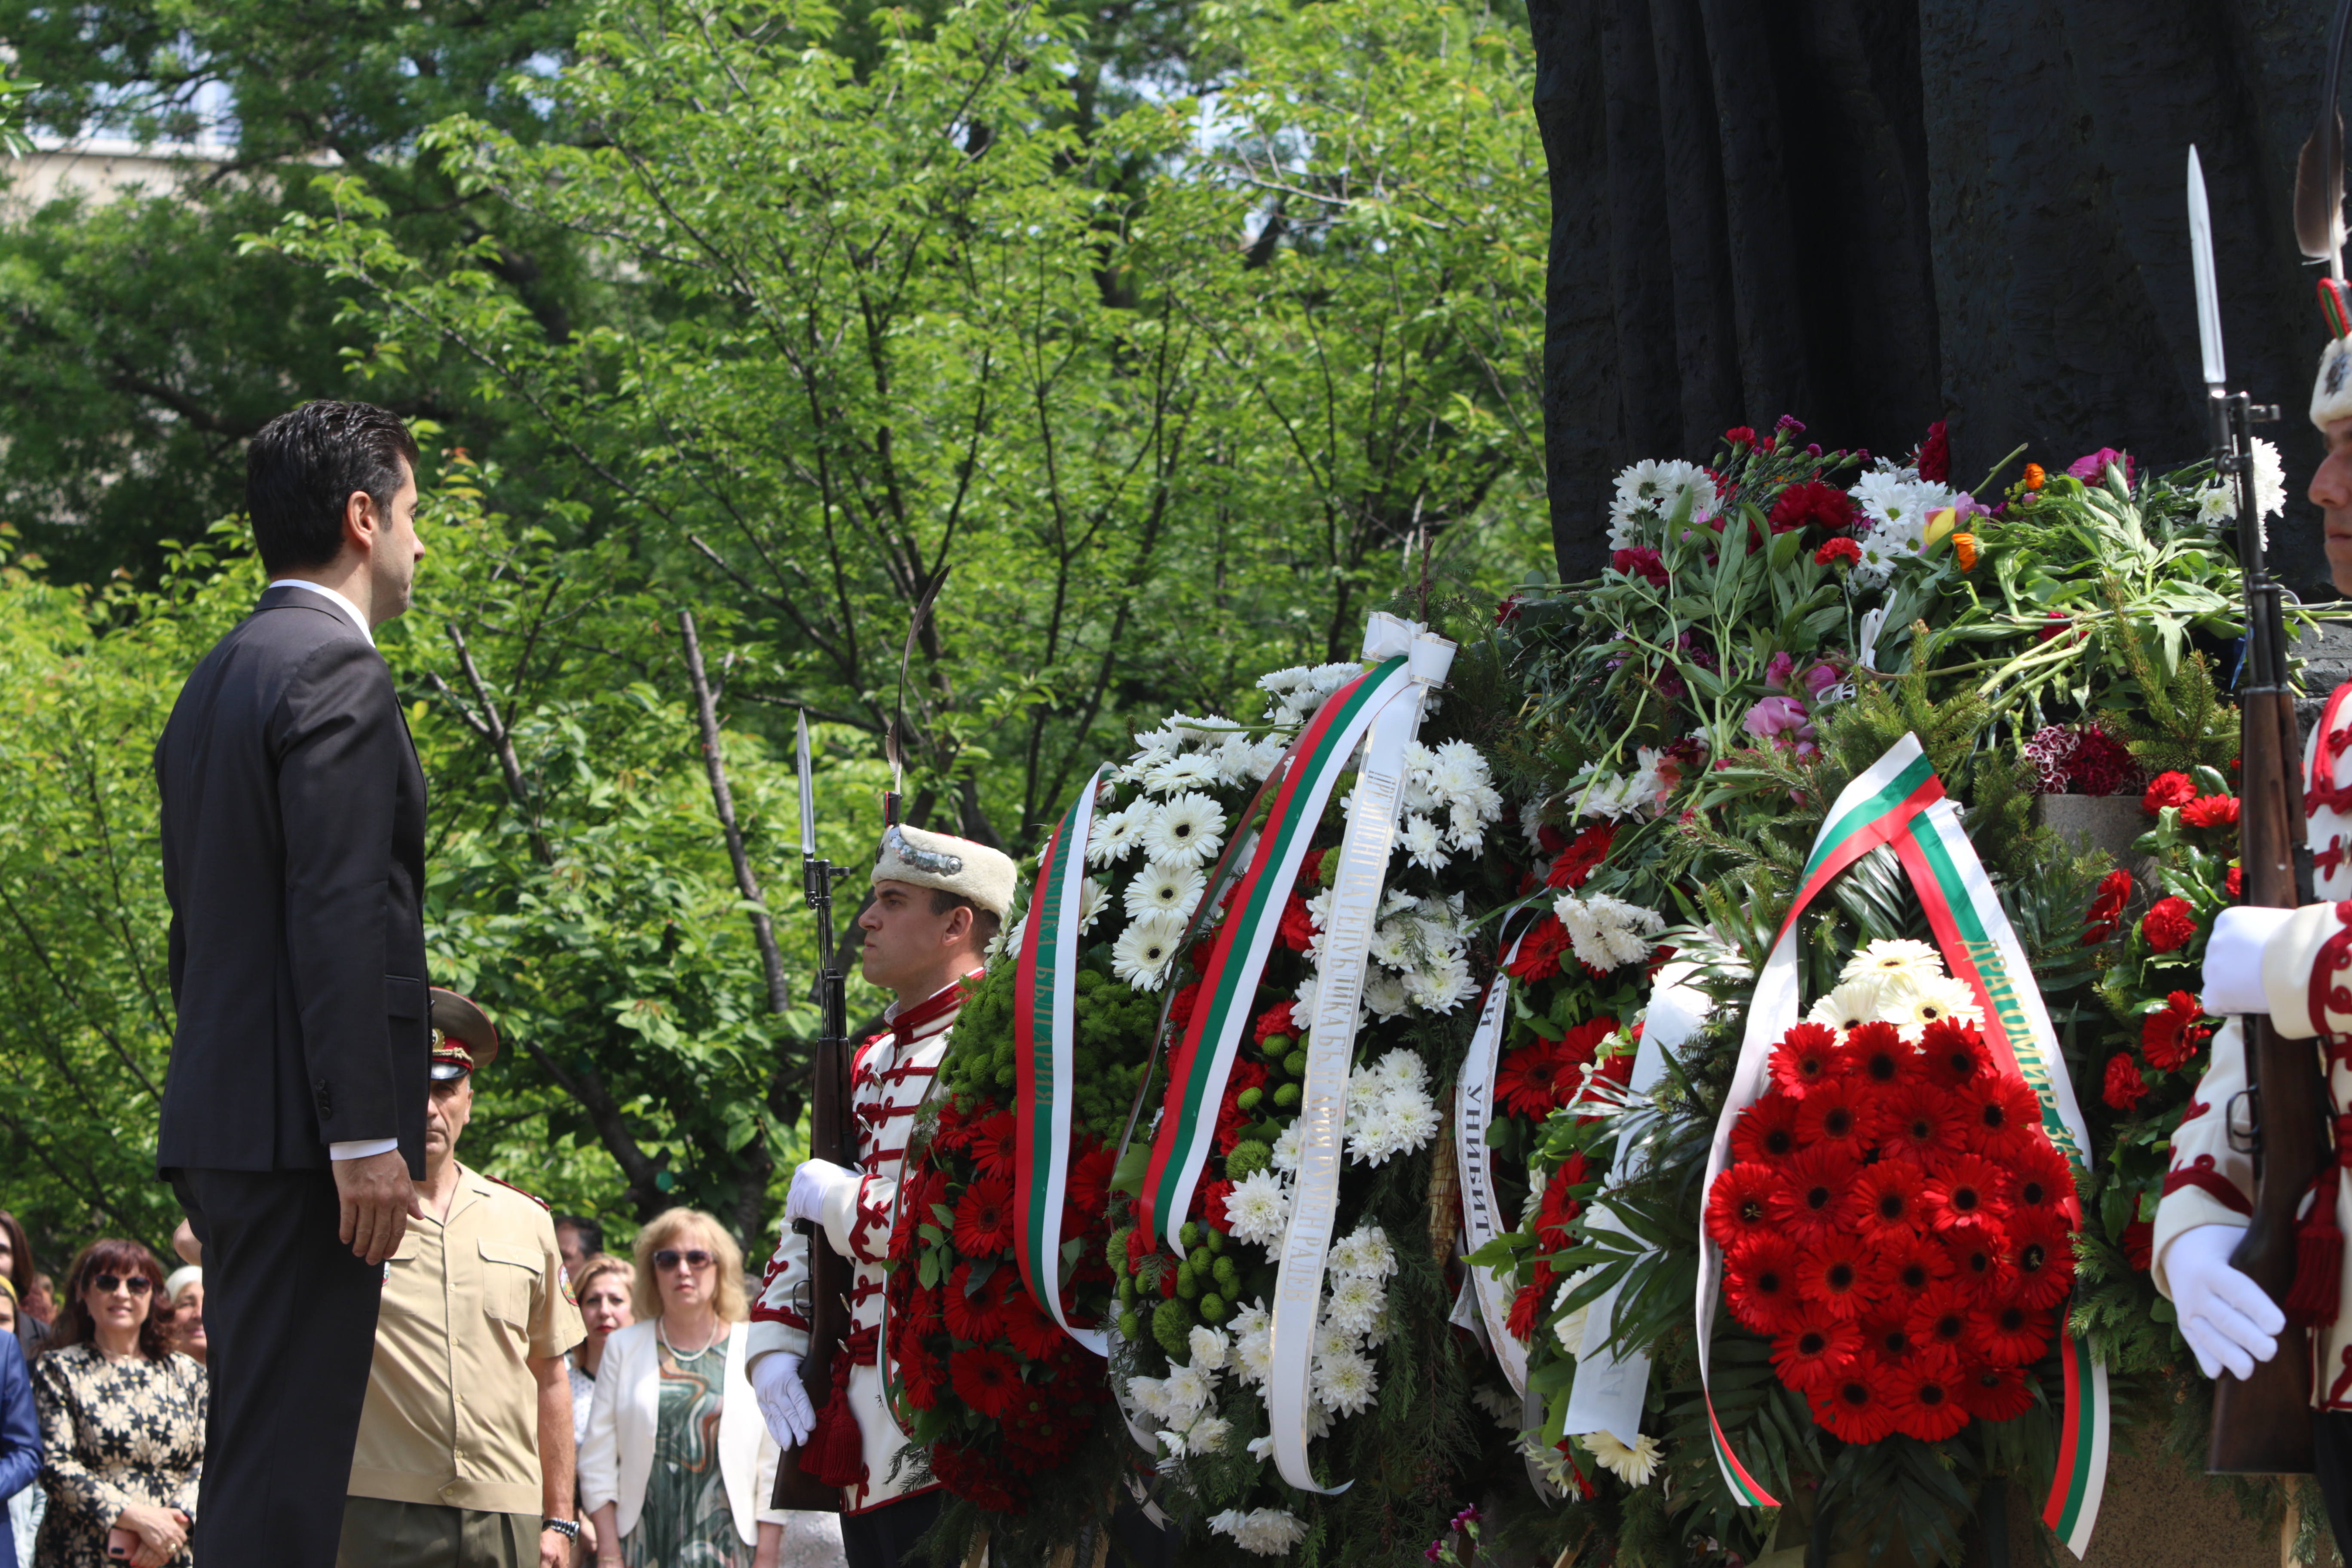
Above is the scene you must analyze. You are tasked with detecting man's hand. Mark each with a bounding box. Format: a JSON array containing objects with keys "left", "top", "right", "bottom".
[
  {"left": 785, "top": 1159, "right": 857, "bottom": 1227},
  {"left": 751, "top": 1351, "right": 817, "bottom": 1449},
  {"left": 2168, "top": 1223, "right": 2287, "bottom": 1380},
  {"left": 539, "top": 1527, "right": 570, "bottom": 1568},
  {"left": 334, "top": 1149, "right": 423, "bottom": 1264}
]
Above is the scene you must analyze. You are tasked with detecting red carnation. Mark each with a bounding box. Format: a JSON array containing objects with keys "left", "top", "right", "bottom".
[
  {"left": 1961, "top": 1072, "right": 2042, "bottom": 1162},
  {"left": 1730, "top": 1095, "right": 1805, "bottom": 1165},
  {"left": 1725, "top": 425, "right": 1758, "bottom": 447},
  {"left": 1959, "top": 1362, "right": 2034, "bottom": 1422},
  {"left": 2141, "top": 771, "right": 2197, "bottom": 815},
  {"left": 1275, "top": 894, "right": 1317, "bottom": 954},
  {"left": 1197, "top": 1179, "right": 1235, "bottom": 1232},
  {"left": 2227, "top": 864, "right": 2244, "bottom": 899},
  {"left": 1847, "top": 1161, "right": 1927, "bottom": 1242},
  {"left": 1920, "top": 1152, "right": 2008, "bottom": 1232},
  {"left": 2101, "top": 1052, "right": 2148, "bottom": 1111},
  {"left": 1495, "top": 594, "right": 1525, "bottom": 625},
  {"left": 2082, "top": 867, "right": 2134, "bottom": 945},
  {"left": 1706, "top": 1162, "right": 1782, "bottom": 1252},
  {"left": 942, "top": 1262, "right": 1007, "bottom": 1342},
  {"left": 1976, "top": 1300, "right": 2054, "bottom": 1367},
  {"left": 968, "top": 1112, "right": 1017, "bottom": 1181},
  {"left": 1865, "top": 1233, "right": 1954, "bottom": 1309},
  {"left": 1918, "top": 1019, "right": 1991, "bottom": 1089},
  {"left": 2181, "top": 794, "right": 2241, "bottom": 830},
  {"left": 1770, "top": 1145, "right": 1860, "bottom": 1243},
  {"left": 999, "top": 1283, "right": 1067, "bottom": 1360},
  {"left": 2141, "top": 991, "right": 2211, "bottom": 1072},
  {"left": 1506, "top": 916, "right": 1571, "bottom": 983},
  {"left": 1769, "top": 1022, "right": 1842, "bottom": 1096},
  {"left": 2141, "top": 896, "right": 2198, "bottom": 953},
  {"left": 1838, "top": 1021, "right": 1917, "bottom": 1089},
  {"left": 1888, "top": 1363, "right": 1970, "bottom": 1442},
  {"left": 1873, "top": 1080, "right": 1969, "bottom": 1165},
  {"left": 1546, "top": 823, "right": 1616, "bottom": 890},
  {"left": 2007, "top": 1212, "right": 2076, "bottom": 1310},
  {"left": 1495, "top": 1039, "right": 1572, "bottom": 1121},
  {"left": 1915, "top": 421, "right": 1951, "bottom": 484},
  {"left": 1066, "top": 1145, "right": 1118, "bottom": 1218},
  {"left": 1770, "top": 479, "right": 1858, "bottom": 536},
  {"left": 1252, "top": 1001, "right": 1298, "bottom": 1043},
  {"left": 1814, "top": 537, "right": 1862, "bottom": 567},
  {"left": 1724, "top": 1234, "right": 1807, "bottom": 1335},
  {"left": 1796, "top": 1234, "right": 1871, "bottom": 1321},
  {"left": 1610, "top": 547, "right": 1670, "bottom": 587},
  {"left": 1770, "top": 1320, "right": 1860, "bottom": 1396},
  {"left": 950, "top": 1345, "right": 1023, "bottom": 1420},
  {"left": 1214, "top": 1061, "right": 1268, "bottom": 1154},
  {"left": 1167, "top": 980, "right": 1202, "bottom": 1030},
  {"left": 1506, "top": 1280, "right": 1544, "bottom": 1343},
  {"left": 1795, "top": 1077, "right": 1870, "bottom": 1159},
  {"left": 954, "top": 1174, "right": 1017, "bottom": 1258},
  {"left": 1812, "top": 1365, "right": 1901, "bottom": 1445}
]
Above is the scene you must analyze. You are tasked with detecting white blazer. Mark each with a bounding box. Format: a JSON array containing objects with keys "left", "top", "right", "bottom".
[{"left": 578, "top": 1319, "right": 787, "bottom": 1545}]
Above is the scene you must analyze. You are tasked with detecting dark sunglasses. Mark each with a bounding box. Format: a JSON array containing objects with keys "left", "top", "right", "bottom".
[
  {"left": 90, "top": 1274, "right": 152, "bottom": 1296},
  {"left": 653, "top": 1249, "right": 715, "bottom": 1271}
]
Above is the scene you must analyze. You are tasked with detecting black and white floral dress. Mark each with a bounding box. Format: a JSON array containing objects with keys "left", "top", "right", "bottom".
[{"left": 32, "top": 1344, "right": 205, "bottom": 1568}]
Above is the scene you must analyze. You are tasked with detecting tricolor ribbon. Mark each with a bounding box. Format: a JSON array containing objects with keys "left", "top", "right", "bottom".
[
  {"left": 1693, "top": 735, "right": 2109, "bottom": 1554},
  {"left": 1012, "top": 763, "right": 1113, "bottom": 1355}
]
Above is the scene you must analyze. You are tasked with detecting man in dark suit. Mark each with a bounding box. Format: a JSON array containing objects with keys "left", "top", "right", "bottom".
[{"left": 156, "top": 399, "right": 433, "bottom": 1567}]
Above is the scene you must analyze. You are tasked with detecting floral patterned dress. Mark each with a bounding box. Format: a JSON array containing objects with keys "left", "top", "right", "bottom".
[
  {"left": 31, "top": 1344, "right": 205, "bottom": 1568},
  {"left": 621, "top": 1341, "right": 744, "bottom": 1568}
]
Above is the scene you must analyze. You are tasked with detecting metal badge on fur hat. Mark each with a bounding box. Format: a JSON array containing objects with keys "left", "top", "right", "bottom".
[
  {"left": 871, "top": 822, "right": 1017, "bottom": 918},
  {"left": 2315, "top": 334, "right": 2352, "bottom": 431}
]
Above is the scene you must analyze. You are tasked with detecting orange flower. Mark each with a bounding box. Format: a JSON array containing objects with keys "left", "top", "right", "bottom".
[
  {"left": 2022, "top": 462, "right": 2046, "bottom": 490},
  {"left": 1953, "top": 532, "right": 1978, "bottom": 570}
]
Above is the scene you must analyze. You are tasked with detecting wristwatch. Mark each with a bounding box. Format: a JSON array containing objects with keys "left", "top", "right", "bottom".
[{"left": 543, "top": 1519, "right": 580, "bottom": 1540}]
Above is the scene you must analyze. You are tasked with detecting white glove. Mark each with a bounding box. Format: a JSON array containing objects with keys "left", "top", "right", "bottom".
[
  {"left": 2202, "top": 906, "right": 2294, "bottom": 1016},
  {"left": 2167, "top": 1223, "right": 2286, "bottom": 1381},
  {"left": 786, "top": 1158, "right": 858, "bottom": 1225},
  {"left": 750, "top": 1351, "right": 818, "bottom": 1450}
]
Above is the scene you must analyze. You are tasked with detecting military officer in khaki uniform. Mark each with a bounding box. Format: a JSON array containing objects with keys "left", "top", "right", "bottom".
[{"left": 338, "top": 990, "right": 587, "bottom": 1568}]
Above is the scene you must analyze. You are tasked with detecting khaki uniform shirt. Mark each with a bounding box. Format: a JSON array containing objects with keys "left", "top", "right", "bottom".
[{"left": 349, "top": 1163, "right": 585, "bottom": 1515}]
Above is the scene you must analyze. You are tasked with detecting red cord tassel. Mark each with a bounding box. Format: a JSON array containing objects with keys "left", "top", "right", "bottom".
[
  {"left": 799, "top": 1350, "right": 865, "bottom": 1488},
  {"left": 2285, "top": 1122, "right": 2352, "bottom": 1329}
]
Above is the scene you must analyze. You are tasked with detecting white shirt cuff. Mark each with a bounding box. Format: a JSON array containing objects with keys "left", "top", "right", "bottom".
[
  {"left": 2202, "top": 905, "right": 2297, "bottom": 1015},
  {"left": 328, "top": 1138, "right": 399, "bottom": 1161}
]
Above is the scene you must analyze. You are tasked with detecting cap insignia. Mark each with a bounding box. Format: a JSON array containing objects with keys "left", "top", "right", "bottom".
[{"left": 885, "top": 824, "right": 964, "bottom": 876}]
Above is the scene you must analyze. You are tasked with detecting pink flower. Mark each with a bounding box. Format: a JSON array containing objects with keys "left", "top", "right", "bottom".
[
  {"left": 1743, "top": 695, "right": 1816, "bottom": 747},
  {"left": 1764, "top": 652, "right": 1796, "bottom": 691},
  {"left": 2066, "top": 448, "right": 2135, "bottom": 485},
  {"left": 1801, "top": 662, "right": 1841, "bottom": 700}
]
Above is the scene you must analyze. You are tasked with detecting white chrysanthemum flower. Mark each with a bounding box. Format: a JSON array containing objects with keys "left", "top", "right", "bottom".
[
  {"left": 1162, "top": 1361, "right": 1216, "bottom": 1417},
  {"left": 1805, "top": 976, "right": 1886, "bottom": 1033},
  {"left": 1470, "top": 1383, "right": 1522, "bottom": 1429},
  {"left": 1229, "top": 1300, "right": 1269, "bottom": 1338},
  {"left": 1270, "top": 1124, "right": 1303, "bottom": 1174},
  {"left": 1124, "top": 861, "right": 1205, "bottom": 922},
  {"left": 1223, "top": 1169, "right": 1292, "bottom": 1248},
  {"left": 1377, "top": 1050, "right": 1428, "bottom": 1091},
  {"left": 1324, "top": 1272, "right": 1385, "bottom": 1337},
  {"left": 1234, "top": 1326, "right": 1273, "bottom": 1387},
  {"left": 2254, "top": 436, "right": 2287, "bottom": 524},
  {"left": 1112, "top": 910, "right": 1187, "bottom": 991},
  {"left": 1304, "top": 888, "right": 1332, "bottom": 930},
  {"left": 1554, "top": 890, "right": 1667, "bottom": 971},
  {"left": 1344, "top": 1096, "right": 1409, "bottom": 1168},
  {"left": 1075, "top": 876, "right": 1108, "bottom": 935},
  {"left": 2194, "top": 480, "right": 2236, "bottom": 530},
  {"left": 1381, "top": 1086, "right": 1442, "bottom": 1157},
  {"left": 1127, "top": 727, "right": 1179, "bottom": 767},
  {"left": 1314, "top": 1348, "right": 1378, "bottom": 1416},
  {"left": 1210, "top": 731, "right": 1259, "bottom": 787},
  {"left": 1184, "top": 1414, "right": 1231, "bottom": 1454},
  {"left": 1841, "top": 938, "right": 1943, "bottom": 985},
  {"left": 1362, "top": 968, "right": 1410, "bottom": 1020},
  {"left": 1245, "top": 1434, "right": 1275, "bottom": 1461},
  {"left": 1187, "top": 1325, "right": 1228, "bottom": 1372},
  {"left": 1406, "top": 952, "right": 1476, "bottom": 1014},
  {"left": 1429, "top": 739, "right": 1489, "bottom": 799},
  {"left": 1209, "top": 1508, "right": 1310, "bottom": 1557},
  {"left": 1367, "top": 919, "right": 1415, "bottom": 971},
  {"left": 1292, "top": 972, "right": 1320, "bottom": 1021},
  {"left": 1400, "top": 813, "right": 1450, "bottom": 873},
  {"left": 1085, "top": 808, "right": 1141, "bottom": 867},
  {"left": 1447, "top": 799, "right": 1488, "bottom": 853},
  {"left": 1329, "top": 1225, "right": 1397, "bottom": 1281},
  {"left": 1143, "top": 791, "right": 1227, "bottom": 867},
  {"left": 1126, "top": 1375, "right": 1173, "bottom": 1420},
  {"left": 1143, "top": 752, "right": 1220, "bottom": 796},
  {"left": 1877, "top": 970, "right": 1983, "bottom": 1040},
  {"left": 1583, "top": 1430, "right": 1663, "bottom": 1487}
]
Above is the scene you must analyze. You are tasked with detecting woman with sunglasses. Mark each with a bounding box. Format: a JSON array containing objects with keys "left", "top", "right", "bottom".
[
  {"left": 30, "top": 1240, "right": 205, "bottom": 1568},
  {"left": 577, "top": 1211, "right": 785, "bottom": 1568}
]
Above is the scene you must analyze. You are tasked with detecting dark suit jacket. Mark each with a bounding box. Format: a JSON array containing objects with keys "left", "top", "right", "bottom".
[{"left": 155, "top": 585, "right": 430, "bottom": 1176}]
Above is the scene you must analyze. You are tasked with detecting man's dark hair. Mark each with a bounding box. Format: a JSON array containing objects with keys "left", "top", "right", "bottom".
[
  {"left": 245, "top": 400, "right": 420, "bottom": 573},
  {"left": 554, "top": 1216, "right": 603, "bottom": 1256},
  {"left": 929, "top": 887, "right": 1003, "bottom": 947}
]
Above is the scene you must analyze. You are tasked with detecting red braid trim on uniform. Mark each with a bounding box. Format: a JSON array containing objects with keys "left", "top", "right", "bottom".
[
  {"left": 2162, "top": 1157, "right": 2253, "bottom": 1215},
  {"left": 2286, "top": 1113, "right": 2352, "bottom": 1327},
  {"left": 2330, "top": 1346, "right": 2352, "bottom": 1410},
  {"left": 883, "top": 971, "right": 982, "bottom": 1046},
  {"left": 2309, "top": 685, "right": 2352, "bottom": 817},
  {"left": 2310, "top": 905, "right": 2352, "bottom": 1036},
  {"left": 799, "top": 1325, "right": 881, "bottom": 1490},
  {"left": 848, "top": 1188, "right": 893, "bottom": 1262}
]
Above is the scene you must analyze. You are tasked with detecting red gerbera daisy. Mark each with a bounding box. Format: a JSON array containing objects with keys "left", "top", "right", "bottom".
[
  {"left": 1706, "top": 1164, "right": 1782, "bottom": 1252},
  {"left": 1975, "top": 1300, "right": 2054, "bottom": 1367},
  {"left": 1730, "top": 1095, "right": 1806, "bottom": 1165},
  {"left": 2007, "top": 1141, "right": 2081, "bottom": 1228},
  {"left": 1888, "top": 1363, "right": 1972, "bottom": 1442},
  {"left": 1557, "top": 1015, "right": 1621, "bottom": 1073},
  {"left": 1812, "top": 1364, "right": 1901, "bottom": 1445},
  {"left": 902, "top": 1344, "right": 945, "bottom": 1411},
  {"left": 2006, "top": 1212, "right": 2076, "bottom": 1310},
  {"left": 1537, "top": 1153, "right": 1593, "bottom": 1254},
  {"left": 1872, "top": 1081, "right": 1969, "bottom": 1165},
  {"left": 1918, "top": 1019, "right": 1992, "bottom": 1088},
  {"left": 950, "top": 1345, "right": 1024, "bottom": 1420},
  {"left": 1795, "top": 1078, "right": 1870, "bottom": 1159},
  {"left": 1507, "top": 1280, "right": 1544, "bottom": 1342},
  {"left": 1769, "top": 1023, "right": 1842, "bottom": 1096},
  {"left": 1864, "top": 1232, "right": 1954, "bottom": 1309},
  {"left": 2141, "top": 991, "right": 2212, "bottom": 1072},
  {"left": 1838, "top": 1021, "right": 1918, "bottom": 1091},
  {"left": 1769, "top": 1145, "right": 1860, "bottom": 1243},
  {"left": 1846, "top": 1160, "right": 1927, "bottom": 1243},
  {"left": 1796, "top": 1234, "right": 1871, "bottom": 1321},
  {"left": 932, "top": 1097, "right": 987, "bottom": 1152},
  {"left": 1546, "top": 822, "right": 1616, "bottom": 890},
  {"left": 999, "top": 1281, "right": 1066, "bottom": 1360},
  {"left": 1958, "top": 1361, "right": 2034, "bottom": 1422},
  {"left": 1920, "top": 1152, "right": 2009, "bottom": 1232},
  {"left": 968, "top": 1112, "right": 1017, "bottom": 1181},
  {"left": 1960, "top": 1072, "right": 2042, "bottom": 1162},
  {"left": 954, "top": 1174, "right": 1017, "bottom": 1258},
  {"left": 942, "top": 1262, "right": 1007, "bottom": 1342},
  {"left": 898, "top": 1284, "right": 944, "bottom": 1343},
  {"left": 1905, "top": 1284, "right": 1975, "bottom": 1367},
  {"left": 1495, "top": 1040, "right": 1572, "bottom": 1121},
  {"left": 1506, "top": 917, "right": 1572, "bottom": 983},
  {"left": 1941, "top": 1218, "right": 2014, "bottom": 1302},
  {"left": 1724, "top": 1234, "right": 1806, "bottom": 1335},
  {"left": 1771, "top": 1320, "right": 1861, "bottom": 1397},
  {"left": 1066, "top": 1145, "right": 1118, "bottom": 1218}
]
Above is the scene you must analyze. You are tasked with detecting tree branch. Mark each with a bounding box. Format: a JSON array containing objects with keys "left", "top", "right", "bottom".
[
  {"left": 679, "top": 610, "right": 791, "bottom": 1016},
  {"left": 442, "top": 623, "right": 554, "bottom": 866}
]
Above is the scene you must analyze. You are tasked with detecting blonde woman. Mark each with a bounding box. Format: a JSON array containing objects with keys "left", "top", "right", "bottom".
[{"left": 579, "top": 1211, "right": 785, "bottom": 1568}]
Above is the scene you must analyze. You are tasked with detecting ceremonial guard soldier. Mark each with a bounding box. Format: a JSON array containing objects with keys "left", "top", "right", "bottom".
[
  {"left": 339, "top": 990, "right": 587, "bottom": 1568},
  {"left": 747, "top": 823, "right": 1014, "bottom": 1568}
]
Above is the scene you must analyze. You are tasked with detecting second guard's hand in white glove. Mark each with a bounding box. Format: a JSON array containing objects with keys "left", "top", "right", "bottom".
[
  {"left": 787, "top": 1158, "right": 858, "bottom": 1226},
  {"left": 2202, "top": 905, "right": 2295, "bottom": 1017},
  {"left": 2167, "top": 1223, "right": 2286, "bottom": 1381},
  {"left": 751, "top": 1351, "right": 818, "bottom": 1449}
]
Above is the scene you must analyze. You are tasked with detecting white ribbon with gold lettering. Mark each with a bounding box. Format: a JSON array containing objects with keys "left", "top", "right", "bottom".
[
  {"left": 1265, "top": 616, "right": 1455, "bottom": 1495},
  {"left": 1454, "top": 924, "right": 1531, "bottom": 1396}
]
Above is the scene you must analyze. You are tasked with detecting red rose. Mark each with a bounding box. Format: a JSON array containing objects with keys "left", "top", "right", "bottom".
[
  {"left": 2141, "top": 991, "right": 2210, "bottom": 1072},
  {"left": 1545, "top": 822, "right": 1616, "bottom": 890},
  {"left": 2140, "top": 896, "right": 2198, "bottom": 953},
  {"left": 1813, "top": 537, "right": 1861, "bottom": 567},
  {"left": 1506, "top": 916, "right": 1571, "bottom": 983},
  {"left": 1915, "top": 420, "right": 1951, "bottom": 484},
  {"left": 2101, "top": 1053, "right": 2147, "bottom": 1111},
  {"left": 2181, "top": 794, "right": 2240, "bottom": 829},
  {"left": 1610, "top": 547, "right": 1670, "bottom": 587},
  {"left": 1770, "top": 479, "right": 1857, "bottom": 536},
  {"left": 2141, "top": 772, "right": 2197, "bottom": 815}
]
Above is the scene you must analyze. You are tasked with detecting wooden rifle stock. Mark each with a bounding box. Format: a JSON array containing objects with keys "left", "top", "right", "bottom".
[{"left": 2209, "top": 389, "right": 2326, "bottom": 1475}]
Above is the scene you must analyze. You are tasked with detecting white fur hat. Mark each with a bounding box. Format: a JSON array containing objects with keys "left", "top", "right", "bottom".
[
  {"left": 2315, "top": 336, "right": 2352, "bottom": 430},
  {"left": 871, "top": 822, "right": 1017, "bottom": 919}
]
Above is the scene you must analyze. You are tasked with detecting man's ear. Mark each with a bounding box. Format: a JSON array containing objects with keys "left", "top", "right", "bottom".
[{"left": 940, "top": 903, "right": 975, "bottom": 949}]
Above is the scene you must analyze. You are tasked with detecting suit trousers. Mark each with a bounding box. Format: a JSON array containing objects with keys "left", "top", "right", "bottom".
[
  {"left": 173, "top": 1166, "right": 385, "bottom": 1568},
  {"left": 334, "top": 1497, "right": 535, "bottom": 1568}
]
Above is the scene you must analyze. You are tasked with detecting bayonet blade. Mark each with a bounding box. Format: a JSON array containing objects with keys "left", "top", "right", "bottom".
[
  {"left": 795, "top": 708, "right": 817, "bottom": 858},
  {"left": 2189, "top": 145, "right": 2228, "bottom": 391}
]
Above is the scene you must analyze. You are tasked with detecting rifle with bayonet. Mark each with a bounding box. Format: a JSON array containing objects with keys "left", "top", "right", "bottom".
[{"left": 2191, "top": 144, "right": 2328, "bottom": 1476}]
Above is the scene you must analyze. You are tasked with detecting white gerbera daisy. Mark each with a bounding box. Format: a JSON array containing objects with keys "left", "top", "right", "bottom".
[
  {"left": 1187, "top": 1325, "right": 1228, "bottom": 1371},
  {"left": 1222, "top": 1169, "right": 1292, "bottom": 1248},
  {"left": 1804, "top": 976, "right": 1887, "bottom": 1033},
  {"left": 1086, "top": 808, "right": 1141, "bottom": 867},
  {"left": 1400, "top": 813, "right": 1450, "bottom": 872},
  {"left": 1583, "top": 1430, "right": 1663, "bottom": 1487},
  {"left": 1142, "top": 791, "right": 1227, "bottom": 867},
  {"left": 1075, "top": 876, "right": 1108, "bottom": 935},
  {"left": 1112, "top": 910, "right": 1187, "bottom": 990},
  {"left": 1314, "top": 1349, "right": 1378, "bottom": 1416},
  {"left": 1124, "top": 861, "right": 1205, "bottom": 922},
  {"left": 1841, "top": 938, "right": 1943, "bottom": 986},
  {"left": 1143, "top": 752, "right": 1220, "bottom": 796},
  {"left": 1876, "top": 970, "right": 1983, "bottom": 1039}
]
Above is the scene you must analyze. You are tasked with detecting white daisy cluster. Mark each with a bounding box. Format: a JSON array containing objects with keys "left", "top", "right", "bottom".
[
  {"left": 1128, "top": 1323, "right": 1236, "bottom": 1464},
  {"left": 1847, "top": 462, "right": 1959, "bottom": 590},
  {"left": 1396, "top": 739, "right": 1506, "bottom": 871},
  {"left": 1257, "top": 664, "right": 1370, "bottom": 727},
  {"left": 1341, "top": 1050, "right": 1442, "bottom": 1167},
  {"left": 1359, "top": 891, "right": 1479, "bottom": 1020},
  {"left": 1553, "top": 888, "right": 1667, "bottom": 971},
  {"left": 1563, "top": 748, "right": 1675, "bottom": 823},
  {"left": 1119, "top": 713, "right": 1289, "bottom": 794},
  {"left": 1803, "top": 937, "right": 1982, "bottom": 1041},
  {"left": 1605, "top": 459, "right": 1719, "bottom": 549},
  {"left": 1085, "top": 746, "right": 1237, "bottom": 991},
  {"left": 1205, "top": 1507, "right": 1310, "bottom": 1557}
]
